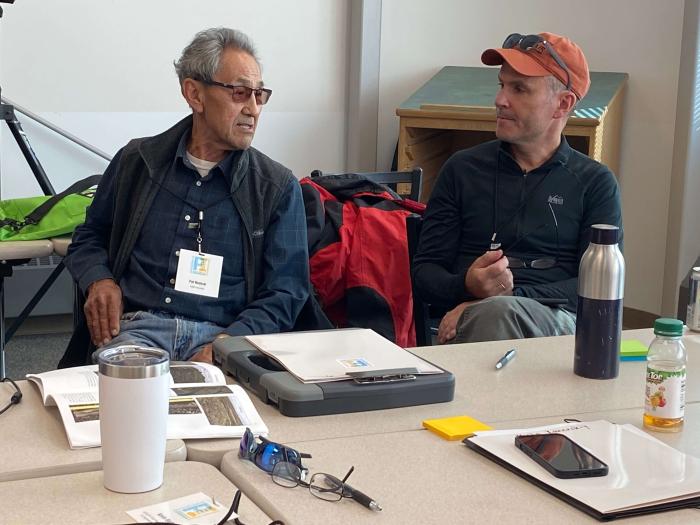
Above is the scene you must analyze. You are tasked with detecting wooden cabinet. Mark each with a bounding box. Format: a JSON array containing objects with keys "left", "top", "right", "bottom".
[{"left": 396, "top": 66, "right": 628, "bottom": 202}]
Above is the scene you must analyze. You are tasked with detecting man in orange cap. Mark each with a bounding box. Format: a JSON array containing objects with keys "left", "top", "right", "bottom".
[{"left": 413, "top": 32, "right": 622, "bottom": 344}]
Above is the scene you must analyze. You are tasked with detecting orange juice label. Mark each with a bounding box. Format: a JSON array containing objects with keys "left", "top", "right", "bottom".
[{"left": 644, "top": 367, "right": 686, "bottom": 419}]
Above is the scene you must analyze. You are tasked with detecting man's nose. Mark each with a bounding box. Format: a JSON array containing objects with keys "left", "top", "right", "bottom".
[
  {"left": 495, "top": 87, "right": 508, "bottom": 108},
  {"left": 242, "top": 93, "right": 262, "bottom": 116}
]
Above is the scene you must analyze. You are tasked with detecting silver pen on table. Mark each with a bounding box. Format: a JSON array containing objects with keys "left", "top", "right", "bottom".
[{"left": 495, "top": 349, "right": 517, "bottom": 370}]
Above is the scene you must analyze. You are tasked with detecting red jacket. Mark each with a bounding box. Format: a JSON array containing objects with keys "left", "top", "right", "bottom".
[{"left": 300, "top": 174, "right": 425, "bottom": 347}]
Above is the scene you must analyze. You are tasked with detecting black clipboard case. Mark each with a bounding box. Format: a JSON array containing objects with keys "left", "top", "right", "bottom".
[
  {"left": 463, "top": 438, "right": 700, "bottom": 521},
  {"left": 213, "top": 336, "right": 455, "bottom": 417}
]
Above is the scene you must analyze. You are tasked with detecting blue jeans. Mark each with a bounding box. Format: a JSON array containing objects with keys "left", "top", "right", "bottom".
[
  {"left": 93, "top": 310, "right": 225, "bottom": 362},
  {"left": 454, "top": 296, "right": 576, "bottom": 343}
]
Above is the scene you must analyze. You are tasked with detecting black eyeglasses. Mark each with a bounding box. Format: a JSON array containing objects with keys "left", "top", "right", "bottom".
[
  {"left": 231, "top": 489, "right": 285, "bottom": 525},
  {"left": 271, "top": 462, "right": 382, "bottom": 511},
  {"left": 503, "top": 202, "right": 559, "bottom": 270},
  {"left": 239, "top": 427, "right": 311, "bottom": 474},
  {"left": 502, "top": 33, "right": 572, "bottom": 92},
  {"left": 202, "top": 80, "right": 272, "bottom": 105},
  {"left": 127, "top": 489, "right": 285, "bottom": 525}
]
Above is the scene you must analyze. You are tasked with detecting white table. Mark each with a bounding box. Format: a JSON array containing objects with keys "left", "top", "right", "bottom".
[
  {"left": 0, "top": 380, "right": 186, "bottom": 482},
  {"left": 0, "top": 460, "right": 271, "bottom": 525},
  {"left": 220, "top": 404, "right": 700, "bottom": 525},
  {"left": 50, "top": 235, "right": 71, "bottom": 257},
  {"left": 187, "top": 328, "right": 700, "bottom": 466}
]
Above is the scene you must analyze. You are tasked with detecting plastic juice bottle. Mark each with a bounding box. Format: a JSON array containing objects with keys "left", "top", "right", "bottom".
[{"left": 643, "top": 318, "right": 686, "bottom": 432}]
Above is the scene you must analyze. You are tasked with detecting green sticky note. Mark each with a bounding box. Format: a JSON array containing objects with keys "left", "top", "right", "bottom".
[{"left": 620, "top": 339, "right": 648, "bottom": 358}]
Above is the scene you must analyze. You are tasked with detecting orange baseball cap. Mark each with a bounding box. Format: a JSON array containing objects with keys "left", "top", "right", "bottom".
[{"left": 481, "top": 32, "right": 590, "bottom": 100}]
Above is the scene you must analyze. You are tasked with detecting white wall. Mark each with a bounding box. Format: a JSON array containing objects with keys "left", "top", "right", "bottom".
[
  {"left": 378, "top": 0, "right": 685, "bottom": 315},
  {"left": 0, "top": 0, "right": 348, "bottom": 197},
  {"left": 663, "top": 0, "right": 700, "bottom": 317}
]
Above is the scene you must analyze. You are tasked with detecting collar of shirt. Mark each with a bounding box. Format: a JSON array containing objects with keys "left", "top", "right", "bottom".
[
  {"left": 175, "top": 129, "right": 246, "bottom": 190},
  {"left": 498, "top": 135, "right": 573, "bottom": 174}
]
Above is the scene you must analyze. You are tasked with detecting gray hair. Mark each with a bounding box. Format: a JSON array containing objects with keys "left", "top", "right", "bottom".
[
  {"left": 174, "top": 27, "right": 259, "bottom": 84},
  {"left": 547, "top": 75, "right": 577, "bottom": 114},
  {"left": 546, "top": 75, "right": 567, "bottom": 95}
]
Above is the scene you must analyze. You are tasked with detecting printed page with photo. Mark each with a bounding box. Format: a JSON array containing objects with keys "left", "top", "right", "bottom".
[{"left": 27, "top": 363, "right": 267, "bottom": 449}]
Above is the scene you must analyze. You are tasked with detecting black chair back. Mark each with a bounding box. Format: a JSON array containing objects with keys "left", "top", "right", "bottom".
[
  {"left": 406, "top": 214, "right": 433, "bottom": 346},
  {"left": 310, "top": 168, "right": 423, "bottom": 202}
]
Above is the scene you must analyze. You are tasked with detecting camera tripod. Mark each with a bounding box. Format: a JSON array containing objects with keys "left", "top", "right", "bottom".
[{"left": 0, "top": 85, "right": 56, "bottom": 196}]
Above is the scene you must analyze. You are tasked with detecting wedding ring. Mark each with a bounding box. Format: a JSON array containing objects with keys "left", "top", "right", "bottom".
[{"left": 498, "top": 281, "right": 506, "bottom": 290}]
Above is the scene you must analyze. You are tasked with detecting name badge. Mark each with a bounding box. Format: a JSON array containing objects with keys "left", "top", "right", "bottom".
[{"left": 174, "top": 248, "right": 223, "bottom": 298}]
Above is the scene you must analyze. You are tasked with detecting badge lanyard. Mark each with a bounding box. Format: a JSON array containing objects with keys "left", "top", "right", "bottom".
[
  {"left": 151, "top": 176, "right": 233, "bottom": 255},
  {"left": 196, "top": 210, "right": 204, "bottom": 254}
]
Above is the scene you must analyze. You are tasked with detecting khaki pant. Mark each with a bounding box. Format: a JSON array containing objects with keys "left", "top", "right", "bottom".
[{"left": 454, "top": 296, "right": 576, "bottom": 344}]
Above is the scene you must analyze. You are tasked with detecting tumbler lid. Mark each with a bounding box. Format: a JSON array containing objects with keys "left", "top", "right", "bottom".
[
  {"left": 653, "top": 318, "right": 684, "bottom": 337},
  {"left": 98, "top": 345, "right": 170, "bottom": 379},
  {"left": 590, "top": 224, "right": 619, "bottom": 245}
]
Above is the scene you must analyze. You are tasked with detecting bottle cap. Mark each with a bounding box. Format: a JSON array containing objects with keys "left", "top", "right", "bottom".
[
  {"left": 590, "top": 224, "right": 619, "bottom": 245},
  {"left": 653, "top": 318, "right": 684, "bottom": 337}
]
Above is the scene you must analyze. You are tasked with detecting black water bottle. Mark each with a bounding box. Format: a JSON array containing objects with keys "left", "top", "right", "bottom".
[{"left": 574, "top": 224, "right": 625, "bottom": 379}]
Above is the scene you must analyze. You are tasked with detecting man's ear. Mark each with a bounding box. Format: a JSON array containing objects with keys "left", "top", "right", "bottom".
[
  {"left": 182, "top": 78, "right": 205, "bottom": 113},
  {"left": 554, "top": 91, "right": 577, "bottom": 119}
]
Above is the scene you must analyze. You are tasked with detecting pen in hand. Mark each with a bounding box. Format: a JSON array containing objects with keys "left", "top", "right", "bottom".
[
  {"left": 345, "top": 482, "right": 382, "bottom": 511},
  {"left": 495, "top": 349, "right": 516, "bottom": 370}
]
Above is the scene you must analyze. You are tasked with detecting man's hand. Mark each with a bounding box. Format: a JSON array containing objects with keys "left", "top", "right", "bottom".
[
  {"left": 85, "top": 279, "right": 123, "bottom": 347},
  {"left": 464, "top": 249, "right": 514, "bottom": 298},
  {"left": 438, "top": 302, "right": 468, "bottom": 344},
  {"left": 189, "top": 344, "right": 213, "bottom": 364},
  {"left": 189, "top": 334, "right": 230, "bottom": 364},
  {"left": 438, "top": 301, "right": 477, "bottom": 344}
]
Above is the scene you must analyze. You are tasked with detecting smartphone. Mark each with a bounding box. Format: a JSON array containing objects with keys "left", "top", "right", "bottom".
[{"left": 514, "top": 433, "right": 608, "bottom": 479}]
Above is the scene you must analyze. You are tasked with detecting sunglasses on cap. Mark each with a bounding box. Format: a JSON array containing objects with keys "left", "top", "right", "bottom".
[
  {"left": 239, "top": 427, "right": 311, "bottom": 474},
  {"left": 502, "top": 33, "right": 572, "bottom": 92}
]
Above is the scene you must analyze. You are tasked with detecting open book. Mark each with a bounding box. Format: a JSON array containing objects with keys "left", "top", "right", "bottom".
[
  {"left": 464, "top": 420, "right": 700, "bottom": 520},
  {"left": 27, "top": 363, "right": 267, "bottom": 449}
]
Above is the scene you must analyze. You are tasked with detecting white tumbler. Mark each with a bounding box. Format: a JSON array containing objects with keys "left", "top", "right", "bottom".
[{"left": 98, "top": 345, "right": 170, "bottom": 493}]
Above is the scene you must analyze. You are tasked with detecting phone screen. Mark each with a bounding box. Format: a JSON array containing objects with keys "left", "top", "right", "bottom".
[{"left": 515, "top": 433, "right": 608, "bottom": 478}]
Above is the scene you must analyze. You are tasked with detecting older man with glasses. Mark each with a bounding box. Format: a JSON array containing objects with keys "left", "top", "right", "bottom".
[
  {"left": 59, "top": 28, "right": 309, "bottom": 366},
  {"left": 413, "top": 32, "right": 622, "bottom": 344}
]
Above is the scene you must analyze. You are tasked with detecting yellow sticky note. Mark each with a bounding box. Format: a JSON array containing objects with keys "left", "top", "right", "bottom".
[{"left": 422, "top": 415, "right": 493, "bottom": 441}]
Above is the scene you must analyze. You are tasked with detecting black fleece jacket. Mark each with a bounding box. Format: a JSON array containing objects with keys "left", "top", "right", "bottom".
[{"left": 413, "top": 137, "right": 622, "bottom": 314}]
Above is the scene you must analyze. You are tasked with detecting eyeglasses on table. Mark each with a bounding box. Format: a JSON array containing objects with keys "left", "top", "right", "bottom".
[{"left": 271, "top": 461, "right": 382, "bottom": 511}]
